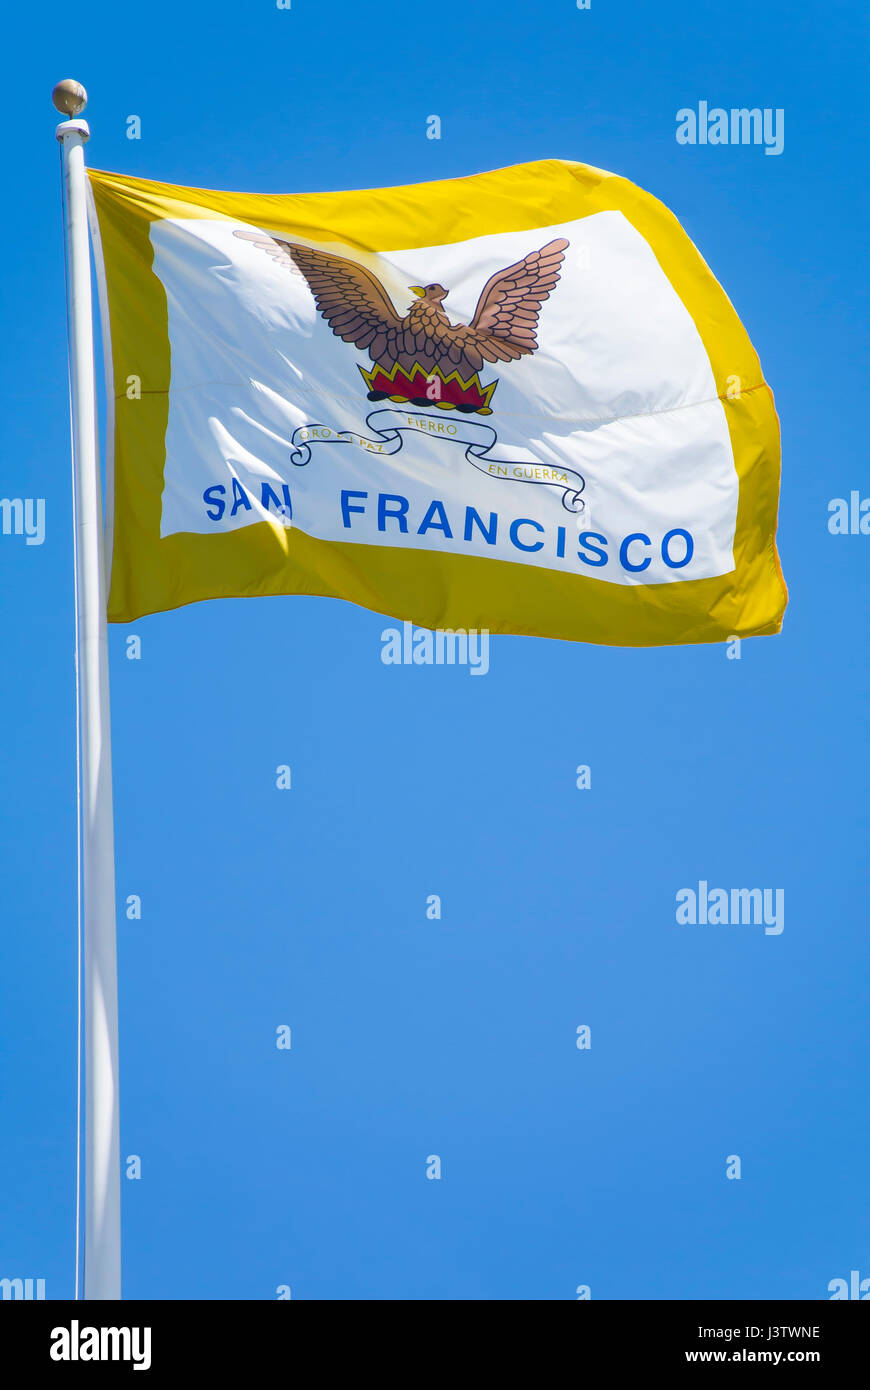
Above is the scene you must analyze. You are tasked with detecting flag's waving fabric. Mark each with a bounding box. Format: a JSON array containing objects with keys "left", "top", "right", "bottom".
[{"left": 88, "top": 159, "right": 786, "bottom": 644}]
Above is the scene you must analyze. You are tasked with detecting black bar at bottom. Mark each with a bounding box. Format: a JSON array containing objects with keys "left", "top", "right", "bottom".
[{"left": 0, "top": 1298, "right": 865, "bottom": 1374}]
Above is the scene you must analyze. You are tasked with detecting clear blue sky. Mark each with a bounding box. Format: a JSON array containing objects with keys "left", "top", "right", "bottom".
[{"left": 1, "top": 0, "right": 868, "bottom": 1300}]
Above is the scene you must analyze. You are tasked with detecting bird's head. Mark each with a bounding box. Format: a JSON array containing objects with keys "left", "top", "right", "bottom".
[{"left": 410, "top": 283, "right": 448, "bottom": 303}]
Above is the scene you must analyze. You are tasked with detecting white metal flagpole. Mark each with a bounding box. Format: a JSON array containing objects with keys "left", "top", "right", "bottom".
[{"left": 54, "top": 79, "right": 122, "bottom": 1301}]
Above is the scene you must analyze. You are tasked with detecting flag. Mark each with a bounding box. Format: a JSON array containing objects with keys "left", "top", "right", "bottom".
[{"left": 87, "top": 158, "right": 786, "bottom": 645}]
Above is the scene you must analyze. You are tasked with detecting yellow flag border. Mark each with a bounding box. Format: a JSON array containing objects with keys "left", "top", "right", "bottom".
[{"left": 88, "top": 157, "right": 787, "bottom": 646}]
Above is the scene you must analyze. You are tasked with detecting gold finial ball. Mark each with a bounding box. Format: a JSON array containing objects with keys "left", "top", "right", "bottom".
[{"left": 52, "top": 79, "right": 88, "bottom": 117}]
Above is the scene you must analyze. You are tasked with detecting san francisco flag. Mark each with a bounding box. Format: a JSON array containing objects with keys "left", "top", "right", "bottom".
[{"left": 87, "top": 158, "right": 786, "bottom": 645}]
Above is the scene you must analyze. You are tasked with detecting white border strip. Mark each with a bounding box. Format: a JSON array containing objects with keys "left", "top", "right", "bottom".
[{"left": 85, "top": 182, "right": 117, "bottom": 596}]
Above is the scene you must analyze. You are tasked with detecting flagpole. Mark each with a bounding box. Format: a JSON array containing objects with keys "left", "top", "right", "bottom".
[{"left": 54, "top": 79, "right": 122, "bottom": 1301}]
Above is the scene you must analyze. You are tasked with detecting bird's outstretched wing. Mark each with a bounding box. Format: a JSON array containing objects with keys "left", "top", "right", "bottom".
[
  {"left": 457, "top": 237, "right": 569, "bottom": 369},
  {"left": 234, "top": 230, "right": 405, "bottom": 362}
]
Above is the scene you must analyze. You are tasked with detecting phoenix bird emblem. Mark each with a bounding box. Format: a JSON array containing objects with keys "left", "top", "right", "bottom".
[{"left": 235, "top": 230, "right": 569, "bottom": 415}]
